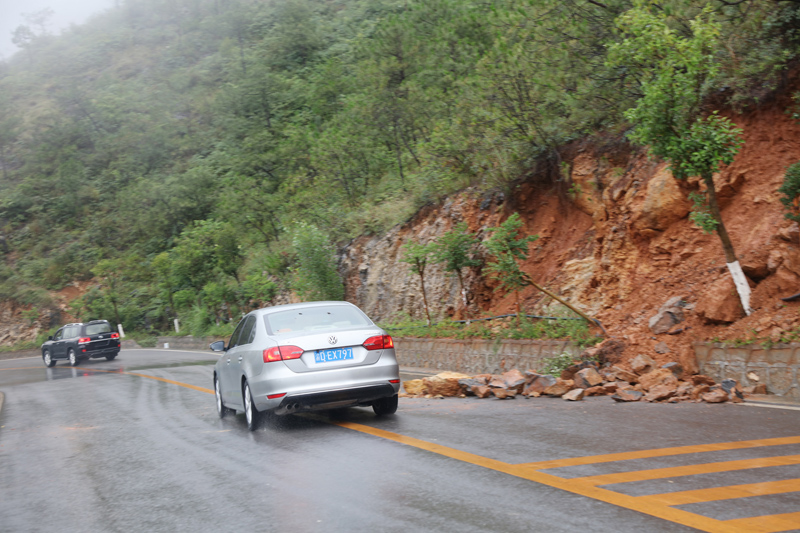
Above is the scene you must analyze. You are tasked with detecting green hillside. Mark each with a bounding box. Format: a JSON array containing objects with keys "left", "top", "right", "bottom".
[{"left": 0, "top": 0, "right": 796, "bottom": 338}]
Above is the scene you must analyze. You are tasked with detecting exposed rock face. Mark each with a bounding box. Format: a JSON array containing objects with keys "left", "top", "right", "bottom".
[{"left": 631, "top": 165, "right": 692, "bottom": 236}]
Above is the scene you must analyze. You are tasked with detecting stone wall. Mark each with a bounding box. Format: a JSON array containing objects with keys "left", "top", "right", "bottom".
[
  {"left": 394, "top": 337, "right": 580, "bottom": 375},
  {"left": 694, "top": 342, "right": 800, "bottom": 400}
]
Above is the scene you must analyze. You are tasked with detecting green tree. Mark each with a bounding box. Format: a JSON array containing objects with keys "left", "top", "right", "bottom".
[
  {"left": 431, "top": 222, "right": 480, "bottom": 321},
  {"left": 400, "top": 241, "right": 433, "bottom": 326},
  {"left": 607, "top": 2, "right": 750, "bottom": 314},
  {"left": 484, "top": 213, "right": 537, "bottom": 321},
  {"left": 291, "top": 223, "right": 344, "bottom": 301},
  {"left": 780, "top": 161, "right": 800, "bottom": 223}
]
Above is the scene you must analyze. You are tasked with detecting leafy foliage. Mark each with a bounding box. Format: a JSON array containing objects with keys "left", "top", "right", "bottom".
[
  {"left": 780, "top": 161, "right": 800, "bottom": 222},
  {"left": 290, "top": 223, "right": 344, "bottom": 301}
]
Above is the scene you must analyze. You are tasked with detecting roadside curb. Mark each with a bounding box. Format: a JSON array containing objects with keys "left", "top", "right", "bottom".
[{"left": 0, "top": 391, "right": 4, "bottom": 417}]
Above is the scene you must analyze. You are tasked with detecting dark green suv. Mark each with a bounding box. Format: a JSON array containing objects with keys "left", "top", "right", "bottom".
[{"left": 41, "top": 320, "right": 121, "bottom": 367}]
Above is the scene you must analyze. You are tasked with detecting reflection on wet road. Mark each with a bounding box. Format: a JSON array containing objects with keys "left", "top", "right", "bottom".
[{"left": 1, "top": 349, "right": 798, "bottom": 532}]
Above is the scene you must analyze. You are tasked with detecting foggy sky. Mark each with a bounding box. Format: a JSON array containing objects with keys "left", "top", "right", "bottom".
[{"left": 0, "top": 0, "right": 113, "bottom": 60}]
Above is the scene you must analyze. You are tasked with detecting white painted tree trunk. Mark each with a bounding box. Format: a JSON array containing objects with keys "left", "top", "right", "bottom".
[{"left": 726, "top": 261, "right": 752, "bottom": 316}]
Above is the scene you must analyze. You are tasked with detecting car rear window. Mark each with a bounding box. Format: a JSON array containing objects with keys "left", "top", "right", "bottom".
[
  {"left": 264, "top": 305, "right": 372, "bottom": 334},
  {"left": 85, "top": 323, "right": 112, "bottom": 335}
]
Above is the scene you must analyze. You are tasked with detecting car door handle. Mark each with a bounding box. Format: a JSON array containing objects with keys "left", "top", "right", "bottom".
[
  {"left": 238, "top": 357, "right": 243, "bottom": 362},
  {"left": 226, "top": 358, "right": 230, "bottom": 364}
]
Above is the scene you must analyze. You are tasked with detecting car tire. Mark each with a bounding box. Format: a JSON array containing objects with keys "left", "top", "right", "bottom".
[
  {"left": 215, "top": 377, "right": 233, "bottom": 418},
  {"left": 43, "top": 350, "right": 56, "bottom": 368},
  {"left": 243, "top": 381, "right": 260, "bottom": 431},
  {"left": 105, "top": 354, "right": 117, "bottom": 361},
  {"left": 68, "top": 348, "right": 79, "bottom": 367},
  {"left": 372, "top": 394, "right": 398, "bottom": 416}
]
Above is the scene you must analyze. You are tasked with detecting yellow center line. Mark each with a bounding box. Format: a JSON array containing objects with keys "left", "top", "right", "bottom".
[
  {"left": 639, "top": 479, "right": 800, "bottom": 506},
  {"left": 573, "top": 456, "right": 800, "bottom": 487},
  {"left": 723, "top": 512, "right": 800, "bottom": 533},
  {"left": 516, "top": 436, "right": 800, "bottom": 470}
]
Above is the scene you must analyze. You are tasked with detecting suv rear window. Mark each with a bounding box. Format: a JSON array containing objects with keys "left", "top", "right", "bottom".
[
  {"left": 264, "top": 305, "right": 371, "bottom": 334},
  {"left": 85, "top": 323, "right": 112, "bottom": 335}
]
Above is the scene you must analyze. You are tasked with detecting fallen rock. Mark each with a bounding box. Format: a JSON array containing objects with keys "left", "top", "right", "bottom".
[
  {"left": 594, "top": 338, "right": 626, "bottom": 366},
  {"left": 631, "top": 354, "right": 657, "bottom": 375},
  {"left": 493, "top": 388, "right": 517, "bottom": 399},
  {"left": 502, "top": 369, "right": 528, "bottom": 392},
  {"left": 690, "top": 375, "right": 716, "bottom": 386},
  {"left": 752, "top": 383, "right": 767, "bottom": 395},
  {"left": 691, "top": 384, "right": 711, "bottom": 400},
  {"left": 638, "top": 368, "right": 679, "bottom": 391},
  {"left": 648, "top": 297, "right": 687, "bottom": 334},
  {"left": 702, "top": 389, "right": 729, "bottom": 403},
  {"left": 488, "top": 376, "right": 506, "bottom": 389},
  {"left": 403, "top": 379, "right": 426, "bottom": 396},
  {"left": 662, "top": 362, "right": 684, "bottom": 380},
  {"left": 423, "top": 372, "right": 471, "bottom": 396},
  {"left": 523, "top": 374, "right": 558, "bottom": 396},
  {"left": 654, "top": 342, "right": 671, "bottom": 354},
  {"left": 543, "top": 379, "right": 573, "bottom": 397},
  {"left": 612, "top": 390, "right": 643, "bottom": 402},
  {"left": 459, "top": 378, "right": 489, "bottom": 394},
  {"left": 644, "top": 384, "right": 677, "bottom": 402},
  {"left": 563, "top": 389, "right": 585, "bottom": 401},
  {"left": 611, "top": 366, "right": 639, "bottom": 383},
  {"left": 472, "top": 385, "right": 493, "bottom": 398},
  {"left": 574, "top": 367, "right": 604, "bottom": 389},
  {"left": 696, "top": 276, "right": 750, "bottom": 324},
  {"left": 602, "top": 382, "right": 619, "bottom": 394}
]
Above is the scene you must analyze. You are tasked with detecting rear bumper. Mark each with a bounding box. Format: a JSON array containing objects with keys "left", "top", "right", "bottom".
[
  {"left": 249, "top": 351, "right": 400, "bottom": 413},
  {"left": 80, "top": 346, "right": 120, "bottom": 359}
]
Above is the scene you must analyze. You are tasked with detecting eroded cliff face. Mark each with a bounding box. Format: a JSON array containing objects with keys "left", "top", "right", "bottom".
[{"left": 340, "top": 87, "right": 800, "bottom": 371}]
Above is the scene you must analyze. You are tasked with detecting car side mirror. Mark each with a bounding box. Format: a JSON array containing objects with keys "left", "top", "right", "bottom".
[
  {"left": 209, "top": 340, "right": 226, "bottom": 352},
  {"left": 48, "top": 336, "right": 53, "bottom": 340}
]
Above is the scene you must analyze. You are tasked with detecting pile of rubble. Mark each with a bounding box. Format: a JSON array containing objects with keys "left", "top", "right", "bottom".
[{"left": 401, "top": 354, "right": 767, "bottom": 404}]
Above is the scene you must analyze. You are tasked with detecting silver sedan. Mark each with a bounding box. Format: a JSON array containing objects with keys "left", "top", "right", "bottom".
[{"left": 211, "top": 301, "right": 400, "bottom": 430}]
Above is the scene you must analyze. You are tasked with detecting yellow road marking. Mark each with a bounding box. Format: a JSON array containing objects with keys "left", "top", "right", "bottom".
[
  {"left": 640, "top": 479, "right": 800, "bottom": 506},
  {"left": 3, "top": 365, "right": 799, "bottom": 532},
  {"left": 574, "top": 456, "right": 800, "bottom": 486},
  {"left": 724, "top": 512, "right": 800, "bottom": 533},
  {"left": 517, "top": 436, "right": 800, "bottom": 470}
]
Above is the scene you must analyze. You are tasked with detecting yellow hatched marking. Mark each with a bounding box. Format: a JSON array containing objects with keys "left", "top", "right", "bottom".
[
  {"left": 516, "top": 436, "right": 800, "bottom": 470},
  {"left": 573, "top": 456, "right": 800, "bottom": 487},
  {"left": 723, "top": 511, "right": 800, "bottom": 533},
  {"left": 640, "top": 479, "right": 800, "bottom": 506}
]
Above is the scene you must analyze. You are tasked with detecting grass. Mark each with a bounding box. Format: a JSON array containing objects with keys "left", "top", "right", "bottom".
[{"left": 380, "top": 312, "right": 600, "bottom": 347}]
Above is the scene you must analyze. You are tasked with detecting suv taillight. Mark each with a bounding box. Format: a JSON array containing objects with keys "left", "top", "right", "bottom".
[
  {"left": 263, "top": 345, "right": 304, "bottom": 363},
  {"left": 111, "top": 333, "right": 120, "bottom": 339},
  {"left": 363, "top": 335, "right": 393, "bottom": 350},
  {"left": 78, "top": 337, "right": 91, "bottom": 344}
]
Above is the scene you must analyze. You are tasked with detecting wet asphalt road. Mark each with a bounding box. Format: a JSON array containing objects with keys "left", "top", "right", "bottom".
[{"left": 0, "top": 349, "right": 799, "bottom": 533}]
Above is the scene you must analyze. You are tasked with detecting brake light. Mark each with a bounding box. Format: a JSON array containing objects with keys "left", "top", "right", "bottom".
[
  {"left": 363, "top": 335, "right": 393, "bottom": 350},
  {"left": 267, "top": 393, "right": 286, "bottom": 399},
  {"left": 78, "top": 337, "right": 91, "bottom": 344},
  {"left": 111, "top": 333, "right": 120, "bottom": 339},
  {"left": 262, "top": 345, "right": 304, "bottom": 363}
]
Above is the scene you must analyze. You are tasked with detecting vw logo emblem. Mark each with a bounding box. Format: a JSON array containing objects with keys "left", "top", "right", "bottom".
[{"left": 328, "top": 336, "right": 338, "bottom": 345}]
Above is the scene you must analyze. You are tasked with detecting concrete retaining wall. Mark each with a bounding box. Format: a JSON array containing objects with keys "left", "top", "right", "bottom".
[
  {"left": 694, "top": 342, "right": 800, "bottom": 400},
  {"left": 394, "top": 337, "right": 580, "bottom": 375}
]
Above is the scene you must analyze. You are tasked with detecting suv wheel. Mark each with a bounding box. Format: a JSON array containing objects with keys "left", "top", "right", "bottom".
[
  {"left": 43, "top": 350, "right": 56, "bottom": 368},
  {"left": 68, "top": 348, "right": 79, "bottom": 367}
]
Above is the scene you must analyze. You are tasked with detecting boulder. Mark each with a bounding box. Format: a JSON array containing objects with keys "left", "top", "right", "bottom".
[
  {"left": 594, "top": 338, "right": 626, "bottom": 366},
  {"left": 574, "top": 367, "right": 604, "bottom": 389},
  {"left": 611, "top": 366, "right": 639, "bottom": 383},
  {"left": 612, "top": 390, "right": 644, "bottom": 402},
  {"left": 502, "top": 369, "right": 528, "bottom": 393},
  {"left": 690, "top": 375, "right": 715, "bottom": 386},
  {"left": 493, "top": 388, "right": 517, "bottom": 399},
  {"left": 702, "top": 389, "right": 729, "bottom": 403},
  {"left": 543, "top": 379, "right": 573, "bottom": 397},
  {"left": 638, "top": 368, "right": 679, "bottom": 391},
  {"left": 691, "top": 384, "right": 711, "bottom": 400},
  {"left": 631, "top": 354, "right": 657, "bottom": 375},
  {"left": 644, "top": 384, "right": 677, "bottom": 402},
  {"left": 654, "top": 342, "right": 671, "bottom": 354},
  {"left": 472, "top": 385, "right": 493, "bottom": 398},
  {"left": 403, "top": 379, "right": 426, "bottom": 396},
  {"left": 563, "top": 389, "right": 585, "bottom": 401},
  {"left": 662, "top": 362, "right": 684, "bottom": 380},
  {"left": 423, "top": 372, "right": 471, "bottom": 397},
  {"left": 523, "top": 374, "right": 558, "bottom": 396},
  {"left": 695, "top": 276, "right": 749, "bottom": 324}
]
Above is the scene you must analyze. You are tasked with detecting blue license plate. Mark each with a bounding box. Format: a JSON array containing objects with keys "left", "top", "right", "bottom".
[{"left": 314, "top": 347, "right": 354, "bottom": 363}]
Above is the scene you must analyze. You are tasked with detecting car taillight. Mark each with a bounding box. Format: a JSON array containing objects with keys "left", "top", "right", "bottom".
[
  {"left": 363, "top": 335, "right": 393, "bottom": 350},
  {"left": 111, "top": 333, "right": 120, "bottom": 339},
  {"left": 262, "top": 345, "right": 304, "bottom": 363},
  {"left": 78, "top": 337, "right": 91, "bottom": 344}
]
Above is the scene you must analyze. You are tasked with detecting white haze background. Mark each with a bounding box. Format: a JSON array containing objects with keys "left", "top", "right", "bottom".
[{"left": 0, "top": 0, "right": 113, "bottom": 59}]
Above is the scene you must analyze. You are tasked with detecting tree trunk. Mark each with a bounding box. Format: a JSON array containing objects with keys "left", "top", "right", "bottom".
[
  {"left": 456, "top": 270, "right": 469, "bottom": 324},
  {"left": 417, "top": 270, "right": 431, "bottom": 326},
  {"left": 704, "top": 173, "right": 752, "bottom": 315}
]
